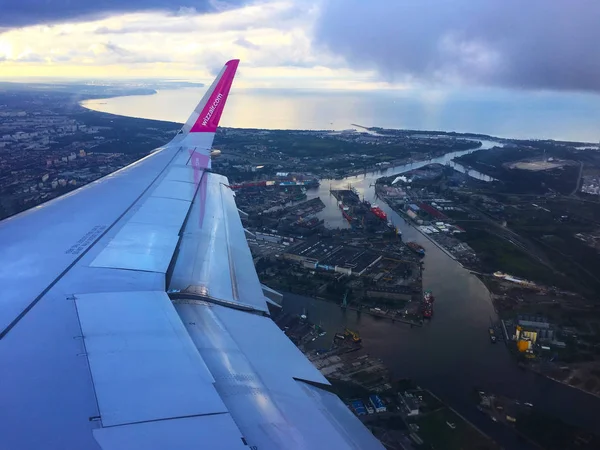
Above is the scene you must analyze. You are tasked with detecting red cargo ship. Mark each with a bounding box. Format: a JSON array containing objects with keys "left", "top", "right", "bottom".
[
  {"left": 407, "top": 241, "right": 425, "bottom": 256},
  {"left": 422, "top": 305, "right": 433, "bottom": 319},
  {"left": 370, "top": 205, "right": 387, "bottom": 220},
  {"left": 422, "top": 290, "right": 434, "bottom": 318}
]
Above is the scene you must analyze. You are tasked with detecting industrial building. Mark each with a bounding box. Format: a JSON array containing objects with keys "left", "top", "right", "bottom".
[
  {"left": 365, "top": 287, "right": 414, "bottom": 302},
  {"left": 283, "top": 240, "right": 381, "bottom": 276},
  {"left": 369, "top": 395, "right": 387, "bottom": 413},
  {"left": 399, "top": 393, "right": 420, "bottom": 416},
  {"left": 351, "top": 400, "right": 367, "bottom": 416},
  {"left": 513, "top": 315, "right": 561, "bottom": 352}
]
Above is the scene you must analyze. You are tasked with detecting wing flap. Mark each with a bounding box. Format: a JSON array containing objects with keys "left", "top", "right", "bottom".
[
  {"left": 168, "top": 172, "right": 268, "bottom": 312},
  {"left": 150, "top": 180, "right": 197, "bottom": 201},
  {"left": 93, "top": 415, "right": 247, "bottom": 450},
  {"left": 75, "top": 291, "right": 226, "bottom": 427}
]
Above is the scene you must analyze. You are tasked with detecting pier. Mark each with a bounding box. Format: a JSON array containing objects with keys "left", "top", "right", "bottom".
[{"left": 343, "top": 305, "right": 423, "bottom": 327}]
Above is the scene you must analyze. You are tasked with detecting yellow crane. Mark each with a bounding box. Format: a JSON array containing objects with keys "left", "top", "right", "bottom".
[{"left": 344, "top": 328, "right": 362, "bottom": 343}]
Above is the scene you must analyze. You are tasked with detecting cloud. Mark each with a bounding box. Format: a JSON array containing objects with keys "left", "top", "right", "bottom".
[
  {"left": 103, "top": 42, "right": 132, "bottom": 57},
  {"left": 0, "top": 0, "right": 246, "bottom": 28},
  {"left": 89, "top": 42, "right": 172, "bottom": 64},
  {"left": 0, "top": 1, "right": 358, "bottom": 86},
  {"left": 16, "top": 53, "right": 45, "bottom": 62},
  {"left": 234, "top": 37, "right": 260, "bottom": 50},
  {"left": 314, "top": 0, "right": 600, "bottom": 92}
]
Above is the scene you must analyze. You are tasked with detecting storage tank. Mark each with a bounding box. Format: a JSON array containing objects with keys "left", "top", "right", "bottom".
[{"left": 517, "top": 340, "right": 530, "bottom": 352}]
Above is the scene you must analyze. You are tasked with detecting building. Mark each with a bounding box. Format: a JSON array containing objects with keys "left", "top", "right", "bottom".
[
  {"left": 255, "top": 232, "right": 283, "bottom": 244},
  {"left": 513, "top": 315, "right": 560, "bottom": 354},
  {"left": 369, "top": 395, "right": 386, "bottom": 413},
  {"left": 514, "top": 315, "right": 555, "bottom": 347},
  {"left": 365, "top": 287, "right": 413, "bottom": 302},
  {"left": 350, "top": 400, "right": 367, "bottom": 416},
  {"left": 284, "top": 240, "right": 381, "bottom": 276},
  {"left": 400, "top": 393, "right": 420, "bottom": 416}
]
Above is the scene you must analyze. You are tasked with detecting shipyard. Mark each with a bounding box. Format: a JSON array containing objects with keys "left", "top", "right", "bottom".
[{"left": 271, "top": 301, "right": 500, "bottom": 450}]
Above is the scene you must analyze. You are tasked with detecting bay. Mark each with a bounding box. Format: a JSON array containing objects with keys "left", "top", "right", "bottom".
[{"left": 81, "top": 87, "right": 600, "bottom": 142}]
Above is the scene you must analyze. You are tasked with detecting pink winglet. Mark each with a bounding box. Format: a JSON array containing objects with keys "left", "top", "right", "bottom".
[{"left": 190, "top": 59, "right": 239, "bottom": 133}]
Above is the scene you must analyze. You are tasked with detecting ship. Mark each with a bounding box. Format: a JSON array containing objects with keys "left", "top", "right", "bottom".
[
  {"left": 293, "top": 192, "right": 307, "bottom": 201},
  {"left": 423, "top": 289, "right": 435, "bottom": 303},
  {"left": 407, "top": 241, "right": 425, "bottom": 256},
  {"left": 422, "top": 303, "right": 433, "bottom": 319},
  {"left": 370, "top": 205, "right": 387, "bottom": 220},
  {"left": 422, "top": 290, "right": 434, "bottom": 319}
]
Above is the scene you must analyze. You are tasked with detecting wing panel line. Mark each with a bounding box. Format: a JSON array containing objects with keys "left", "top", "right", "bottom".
[
  {"left": 165, "top": 169, "right": 208, "bottom": 288},
  {"left": 220, "top": 182, "right": 239, "bottom": 302},
  {"left": 0, "top": 147, "right": 184, "bottom": 340}
]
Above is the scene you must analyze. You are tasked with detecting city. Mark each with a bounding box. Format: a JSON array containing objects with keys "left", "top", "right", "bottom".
[
  {"left": 2, "top": 83, "right": 600, "bottom": 447},
  {"left": 3, "top": 1, "right": 600, "bottom": 449},
  {"left": 0, "top": 87, "right": 179, "bottom": 218}
]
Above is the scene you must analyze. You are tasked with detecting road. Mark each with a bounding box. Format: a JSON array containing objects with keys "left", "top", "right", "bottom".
[{"left": 570, "top": 161, "right": 584, "bottom": 196}]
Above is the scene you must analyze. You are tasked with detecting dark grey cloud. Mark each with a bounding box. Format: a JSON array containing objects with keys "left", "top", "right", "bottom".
[
  {"left": 314, "top": 0, "right": 600, "bottom": 92},
  {"left": 0, "top": 0, "right": 245, "bottom": 28}
]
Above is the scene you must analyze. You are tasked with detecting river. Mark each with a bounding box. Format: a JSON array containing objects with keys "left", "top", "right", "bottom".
[{"left": 283, "top": 141, "right": 600, "bottom": 449}]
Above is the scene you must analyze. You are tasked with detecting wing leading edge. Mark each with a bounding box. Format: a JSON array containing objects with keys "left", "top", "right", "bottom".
[{"left": 0, "top": 61, "right": 384, "bottom": 450}]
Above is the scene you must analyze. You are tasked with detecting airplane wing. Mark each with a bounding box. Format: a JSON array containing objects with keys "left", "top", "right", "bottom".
[{"left": 0, "top": 60, "right": 384, "bottom": 450}]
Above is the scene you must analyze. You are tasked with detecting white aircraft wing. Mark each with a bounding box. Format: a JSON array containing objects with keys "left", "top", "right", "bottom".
[{"left": 0, "top": 60, "right": 384, "bottom": 450}]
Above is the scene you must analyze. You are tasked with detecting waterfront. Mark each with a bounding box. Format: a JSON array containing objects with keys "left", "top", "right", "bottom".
[
  {"left": 79, "top": 86, "right": 600, "bottom": 445},
  {"left": 285, "top": 143, "right": 600, "bottom": 449},
  {"left": 82, "top": 87, "right": 600, "bottom": 142},
  {"left": 307, "top": 140, "right": 498, "bottom": 229}
]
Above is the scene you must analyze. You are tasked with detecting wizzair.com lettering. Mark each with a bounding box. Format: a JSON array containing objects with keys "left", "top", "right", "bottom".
[{"left": 201, "top": 93, "right": 223, "bottom": 126}]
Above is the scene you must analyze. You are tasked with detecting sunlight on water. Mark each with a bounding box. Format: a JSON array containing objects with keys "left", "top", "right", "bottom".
[{"left": 81, "top": 87, "right": 600, "bottom": 141}]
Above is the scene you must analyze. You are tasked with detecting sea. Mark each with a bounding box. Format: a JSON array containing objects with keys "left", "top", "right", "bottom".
[{"left": 81, "top": 87, "right": 600, "bottom": 142}]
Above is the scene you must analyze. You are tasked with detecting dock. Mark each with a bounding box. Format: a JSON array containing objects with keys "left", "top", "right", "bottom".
[{"left": 343, "top": 305, "right": 423, "bottom": 327}]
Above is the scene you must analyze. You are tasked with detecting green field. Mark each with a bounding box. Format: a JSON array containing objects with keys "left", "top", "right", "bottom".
[
  {"left": 461, "top": 228, "right": 558, "bottom": 285},
  {"left": 413, "top": 408, "right": 500, "bottom": 450}
]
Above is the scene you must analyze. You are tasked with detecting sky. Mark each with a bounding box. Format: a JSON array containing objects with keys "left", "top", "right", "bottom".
[{"left": 1, "top": 0, "right": 599, "bottom": 92}]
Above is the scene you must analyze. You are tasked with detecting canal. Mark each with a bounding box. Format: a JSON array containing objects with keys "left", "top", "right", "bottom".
[{"left": 285, "top": 140, "right": 600, "bottom": 449}]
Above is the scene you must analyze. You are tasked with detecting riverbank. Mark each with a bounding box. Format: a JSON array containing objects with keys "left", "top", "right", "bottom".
[
  {"left": 273, "top": 306, "right": 500, "bottom": 449},
  {"left": 280, "top": 140, "right": 600, "bottom": 449},
  {"left": 379, "top": 202, "right": 461, "bottom": 264},
  {"left": 372, "top": 158, "right": 600, "bottom": 403}
]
